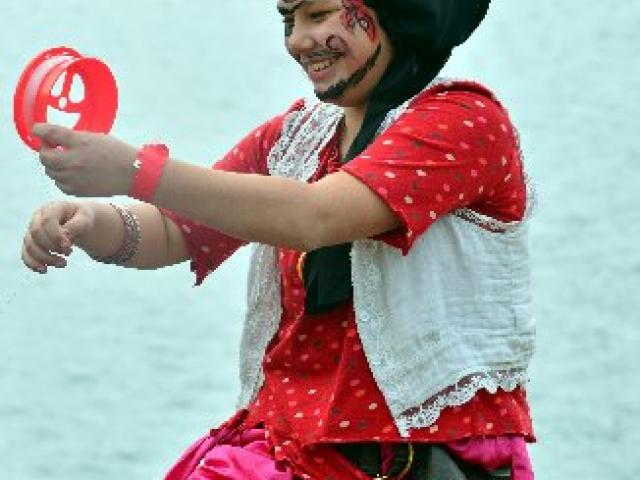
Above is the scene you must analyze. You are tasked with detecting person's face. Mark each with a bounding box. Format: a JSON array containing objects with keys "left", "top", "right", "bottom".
[{"left": 277, "top": 0, "right": 394, "bottom": 107}]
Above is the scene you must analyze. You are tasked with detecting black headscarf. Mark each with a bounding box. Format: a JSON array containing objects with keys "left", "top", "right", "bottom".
[{"left": 303, "top": 0, "right": 492, "bottom": 314}]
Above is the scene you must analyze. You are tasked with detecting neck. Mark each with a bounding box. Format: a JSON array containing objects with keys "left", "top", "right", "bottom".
[
  {"left": 343, "top": 104, "right": 367, "bottom": 133},
  {"left": 340, "top": 104, "right": 368, "bottom": 157}
]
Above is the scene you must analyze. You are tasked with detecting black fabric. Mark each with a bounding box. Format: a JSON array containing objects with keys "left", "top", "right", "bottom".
[
  {"left": 303, "top": 0, "right": 491, "bottom": 315},
  {"left": 337, "top": 443, "right": 511, "bottom": 479}
]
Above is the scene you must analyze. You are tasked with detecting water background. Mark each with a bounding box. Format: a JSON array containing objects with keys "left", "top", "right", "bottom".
[{"left": 1, "top": 1, "right": 639, "bottom": 478}]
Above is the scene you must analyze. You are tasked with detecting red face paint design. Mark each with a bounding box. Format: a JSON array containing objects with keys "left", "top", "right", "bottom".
[
  {"left": 340, "top": 0, "right": 377, "bottom": 42},
  {"left": 325, "top": 34, "right": 348, "bottom": 53},
  {"left": 279, "top": 0, "right": 384, "bottom": 102}
]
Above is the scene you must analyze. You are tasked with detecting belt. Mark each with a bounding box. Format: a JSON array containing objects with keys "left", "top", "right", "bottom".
[
  {"left": 337, "top": 443, "right": 414, "bottom": 479},
  {"left": 336, "top": 443, "right": 512, "bottom": 480}
]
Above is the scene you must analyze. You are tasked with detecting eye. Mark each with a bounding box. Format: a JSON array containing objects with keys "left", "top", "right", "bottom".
[{"left": 309, "top": 10, "right": 332, "bottom": 21}]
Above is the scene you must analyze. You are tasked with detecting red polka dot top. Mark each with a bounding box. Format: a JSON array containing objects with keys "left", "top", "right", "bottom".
[{"left": 161, "top": 80, "right": 535, "bottom": 473}]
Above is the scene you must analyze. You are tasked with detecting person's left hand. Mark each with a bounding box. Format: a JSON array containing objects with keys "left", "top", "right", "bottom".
[{"left": 32, "top": 123, "right": 138, "bottom": 198}]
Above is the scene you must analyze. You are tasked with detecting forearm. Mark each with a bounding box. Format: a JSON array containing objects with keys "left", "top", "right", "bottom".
[
  {"left": 152, "top": 159, "right": 317, "bottom": 250},
  {"left": 75, "top": 201, "right": 169, "bottom": 269}
]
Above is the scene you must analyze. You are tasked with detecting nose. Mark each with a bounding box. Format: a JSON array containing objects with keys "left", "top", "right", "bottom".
[{"left": 286, "top": 25, "right": 316, "bottom": 55}]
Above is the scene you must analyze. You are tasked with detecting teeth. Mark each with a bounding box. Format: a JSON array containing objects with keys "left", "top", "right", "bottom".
[{"left": 309, "top": 59, "right": 334, "bottom": 73}]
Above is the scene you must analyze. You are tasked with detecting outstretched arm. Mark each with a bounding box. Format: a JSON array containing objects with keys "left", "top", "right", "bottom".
[
  {"left": 31, "top": 114, "right": 400, "bottom": 257},
  {"left": 21, "top": 199, "right": 176, "bottom": 274},
  {"left": 152, "top": 161, "right": 400, "bottom": 252},
  {"left": 74, "top": 201, "right": 175, "bottom": 270}
]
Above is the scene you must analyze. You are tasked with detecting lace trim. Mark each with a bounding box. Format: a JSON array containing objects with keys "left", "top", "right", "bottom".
[
  {"left": 453, "top": 172, "right": 537, "bottom": 233},
  {"left": 237, "top": 244, "right": 282, "bottom": 409},
  {"left": 395, "top": 369, "right": 529, "bottom": 437},
  {"left": 268, "top": 100, "right": 343, "bottom": 180},
  {"left": 239, "top": 102, "right": 345, "bottom": 407}
]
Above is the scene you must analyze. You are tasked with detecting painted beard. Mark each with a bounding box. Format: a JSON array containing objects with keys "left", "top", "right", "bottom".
[{"left": 315, "top": 43, "right": 382, "bottom": 102}]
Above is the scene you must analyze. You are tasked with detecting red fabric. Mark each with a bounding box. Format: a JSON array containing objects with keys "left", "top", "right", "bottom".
[
  {"left": 162, "top": 82, "right": 534, "bottom": 479},
  {"left": 342, "top": 81, "right": 527, "bottom": 254},
  {"left": 160, "top": 102, "right": 300, "bottom": 286}
]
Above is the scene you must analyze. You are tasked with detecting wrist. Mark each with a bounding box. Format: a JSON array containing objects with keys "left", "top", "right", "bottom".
[
  {"left": 128, "top": 144, "right": 169, "bottom": 202},
  {"left": 89, "top": 203, "right": 142, "bottom": 265},
  {"left": 71, "top": 202, "right": 112, "bottom": 252}
]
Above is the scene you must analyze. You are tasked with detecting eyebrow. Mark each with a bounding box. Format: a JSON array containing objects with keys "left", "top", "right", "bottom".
[{"left": 277, "top": 0, "right": 327, "bottom": 16}]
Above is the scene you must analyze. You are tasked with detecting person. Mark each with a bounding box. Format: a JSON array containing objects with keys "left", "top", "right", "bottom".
[{"left": 21, "top": 0, "right": 537, "bottom": 478}]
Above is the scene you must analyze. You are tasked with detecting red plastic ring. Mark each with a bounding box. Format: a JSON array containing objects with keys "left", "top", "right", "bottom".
[{"left": 14, "top": 46, "right": 118, "bottom": 151}]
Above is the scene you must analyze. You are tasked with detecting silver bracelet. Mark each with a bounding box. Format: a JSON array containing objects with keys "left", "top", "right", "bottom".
[{"left": 90, "top": 203, "right": 142, "bottom": 265}]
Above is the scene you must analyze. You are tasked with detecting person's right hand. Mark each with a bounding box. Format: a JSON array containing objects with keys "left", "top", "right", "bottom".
[{"left": 22, "top": 201, "right": 95, "bottom": 274}]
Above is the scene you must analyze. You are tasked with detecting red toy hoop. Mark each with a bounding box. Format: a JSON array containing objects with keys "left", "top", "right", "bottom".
[{"left": 14, "top": 46, "right": 118, "bottom": 151}]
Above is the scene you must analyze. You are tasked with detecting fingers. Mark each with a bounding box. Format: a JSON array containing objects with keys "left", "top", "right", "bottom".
[
  {"left": 21, "top": 244, "right": 48, "bottom": 274},
  {"left": 28, "top": 207, "right": 67, "bottom": 251},
  {"left": 61, "top": 207, "right": 92, "bottom": 241},
  {"left": 39, "top": 147, "right": 77, "bottom": 194},
  {"left": 32, "top": 123, "right": 79, "bottom": 149},
  {"left": 22, "top": 232, "right": 69, "bottom": 273},
  {"left": 31, "top": 215, "right": 72, "bottom": 255},
  {"left": 22, "top": 206, "right": 73, "bottom": 274},
  {"left": 39, "top": 145, "right": 66, "bottom": 173}
]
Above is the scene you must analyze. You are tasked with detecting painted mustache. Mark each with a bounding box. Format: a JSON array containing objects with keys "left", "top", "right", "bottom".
[{"left": 300, "top": 50, "right": 343, "bottom": 68}]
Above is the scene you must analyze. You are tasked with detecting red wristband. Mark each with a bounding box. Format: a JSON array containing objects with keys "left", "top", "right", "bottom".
[{"left": 128, "top": 143, "right": 169, "bottom": 202}]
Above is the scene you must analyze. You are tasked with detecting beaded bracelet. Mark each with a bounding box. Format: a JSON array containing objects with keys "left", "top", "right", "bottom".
[{"left": 90, "top": 203, "right": 142, "bottom": 265}]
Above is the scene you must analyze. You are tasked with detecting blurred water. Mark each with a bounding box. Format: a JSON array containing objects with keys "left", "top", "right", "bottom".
[{"left": 1, "top": 1, "right": 639, "bottom": 479}]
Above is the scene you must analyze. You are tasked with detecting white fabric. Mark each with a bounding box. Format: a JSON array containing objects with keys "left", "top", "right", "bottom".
[{"left": 236, "top": 79, "right": 536, "bottom": 437}]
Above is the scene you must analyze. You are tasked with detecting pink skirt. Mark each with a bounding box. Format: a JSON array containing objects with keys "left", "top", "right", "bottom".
[
  {"left": 164, "top": 410, "right": 294, "bottom": 480},
  {"left": 164, "top": 410, "right": 533, "bottom": 480}
]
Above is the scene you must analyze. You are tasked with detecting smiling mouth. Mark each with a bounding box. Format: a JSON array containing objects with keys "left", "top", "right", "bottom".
[
  {"left": 308, "top": 58, "right": 337, "bottom": 73},
  {"left": 303, "top": 53, "right": 342, "bottom": 75}
]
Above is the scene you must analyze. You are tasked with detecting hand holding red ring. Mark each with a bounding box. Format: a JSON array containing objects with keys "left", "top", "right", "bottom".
[{"left": 32, "top": 123, "right": 137, "bottom": 198}]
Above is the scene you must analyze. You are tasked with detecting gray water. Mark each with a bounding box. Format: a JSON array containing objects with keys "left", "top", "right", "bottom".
[{"left": 1, "top": 1, "right": 639, "bottom": 479}]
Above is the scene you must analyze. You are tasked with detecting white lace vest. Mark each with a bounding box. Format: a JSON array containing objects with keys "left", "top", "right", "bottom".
[{"left": 236, "top": 81, "right": 536, "bottom": 437}]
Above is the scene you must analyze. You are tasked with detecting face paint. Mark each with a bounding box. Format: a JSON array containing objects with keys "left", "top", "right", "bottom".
[
  {"left": 314, "top": 11, "right": 380, "bottom": 102},
  {"left": 340, "top": 0, "right": 377, "bottom": 42},
  {"left": 280, "top": 0, "right": 385, "bottom": 102},
  {"left": 278, "top": 0, "right": 304, "bottom": 9},
  {"left": 278, "top": 0, "right": 305, "bottom": 37},
  {"left": 284, "top": 20, "right": 294, "bottom": 37},
  {"left": 325, "top": 34, "right": 348, "bottom": 53},
  {"left": 315, "top": 43, "right": 381, "bottom": 101}
]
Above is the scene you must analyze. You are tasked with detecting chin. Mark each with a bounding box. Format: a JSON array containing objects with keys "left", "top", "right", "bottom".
[
  {"left": 315, "top": 94, "right": 357, "bottom": 108},
  {"left": 313, "top": 81, "right": 349, "bottom": 103},
  {"left": 314, "top": 84, "right": 367, "bottom": 107}
]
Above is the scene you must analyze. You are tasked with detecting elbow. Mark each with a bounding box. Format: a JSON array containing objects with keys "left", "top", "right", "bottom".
[
  {"left": 295, "top": 217, "right": 324, "bottom": 253},
  {"left": 297, "top": 191, "right": 330, "bottom": 252},
  {"left": 298, "top": 225, "right": 324, "bottom": 252}
]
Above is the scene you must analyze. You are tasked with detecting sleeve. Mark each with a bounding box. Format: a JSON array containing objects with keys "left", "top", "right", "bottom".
[
  {"left": 340, "top": 85, "right": 526, "bottom": 255},
  {"left": 160, "top": 99, "right": 305, "bottom": 286}
]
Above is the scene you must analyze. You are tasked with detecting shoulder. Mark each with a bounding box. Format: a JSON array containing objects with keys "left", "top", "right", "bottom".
[
  {"left": 388, "top": 79, "right": 519, "bottom": 153},
  {"left": 408, "top": 79, "right": 514, "bottom": 127},
  {"left": 285, "top": 98, "right": 308, "bottom": 115},
  {"left": 414, "top": 79, "right": 507, "bottom": 107}
]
